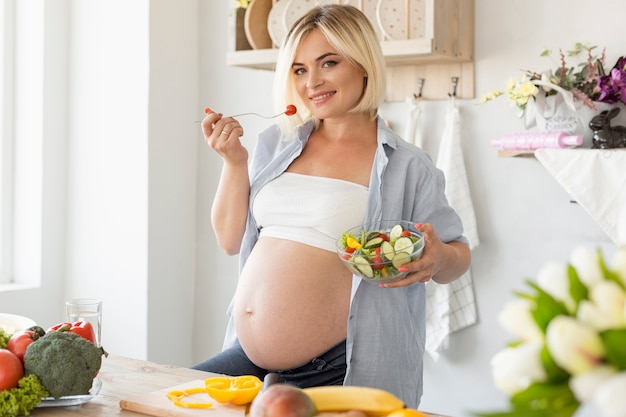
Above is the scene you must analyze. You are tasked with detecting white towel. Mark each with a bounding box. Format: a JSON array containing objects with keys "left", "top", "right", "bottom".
[
  {"left": 426, "top": 98, "right": 480, "bottom": 360},
  {"left": 535, "top": 148, "right": 626, "bottom": 246},
  {"left": 405, "top": 97, "right": 424, "bottom": 148}
]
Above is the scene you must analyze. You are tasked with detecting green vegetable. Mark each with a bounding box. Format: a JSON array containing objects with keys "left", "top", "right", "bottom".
[
  {"left": 0, "top": 328, "right": 10, "bottom": 349},
  {"left": 23, "top": 331, "right": 106, "bottom": 399},
  {"left": 0, "top": 374, "right": 48, "bottom": 417}
]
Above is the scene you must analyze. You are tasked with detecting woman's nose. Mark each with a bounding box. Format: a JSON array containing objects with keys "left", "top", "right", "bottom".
[{"left": 305, "top": 69, "right": 323, "bottom": 89}]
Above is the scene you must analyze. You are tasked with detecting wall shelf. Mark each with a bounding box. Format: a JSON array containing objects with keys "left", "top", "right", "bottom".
[{"left": 228, "top": 0, "right": 475, "bottom": 101}]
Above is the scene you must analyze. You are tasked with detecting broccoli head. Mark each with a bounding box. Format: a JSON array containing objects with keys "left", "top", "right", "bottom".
[{"left": 23, "top": 331, "right": 105, "bottom": 398}]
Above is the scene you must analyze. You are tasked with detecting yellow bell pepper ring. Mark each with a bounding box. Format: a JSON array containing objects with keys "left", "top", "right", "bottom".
[
  {"left": 204, "top": 375, "right": 263, "bottom": 405},
  {"left": 166, "top": 388, "right": 214, "bottom": 409}
]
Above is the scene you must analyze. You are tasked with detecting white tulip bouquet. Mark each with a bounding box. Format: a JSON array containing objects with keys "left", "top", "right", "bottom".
[{"left": 476, "top": 246, "right": 626, "bottom": 417}]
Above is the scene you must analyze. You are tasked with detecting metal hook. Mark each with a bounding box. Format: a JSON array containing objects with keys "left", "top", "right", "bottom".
[
  {"left": 413, "top": 78, "right": 425, "bottom": 99},
  {"left": 449, "top": 76, "right": 459, "bottom": 97}
]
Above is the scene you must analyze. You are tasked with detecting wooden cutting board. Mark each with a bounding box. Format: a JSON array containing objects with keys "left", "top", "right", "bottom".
[{"left": 119, "top": 379, "right": 246, "bottom": 417}]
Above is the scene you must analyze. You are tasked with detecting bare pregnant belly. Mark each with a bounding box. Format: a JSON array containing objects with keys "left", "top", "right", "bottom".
[{"left": 233, "top": 237, "right": 353, "bottom": 370}]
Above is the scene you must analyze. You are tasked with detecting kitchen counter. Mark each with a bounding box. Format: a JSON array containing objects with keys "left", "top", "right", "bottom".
[
  {"left": 30, "top": 355, "right": 214, "bottom": 416},
  {"left": 28, "top": 354, "right": 452, "bottom": 417}
]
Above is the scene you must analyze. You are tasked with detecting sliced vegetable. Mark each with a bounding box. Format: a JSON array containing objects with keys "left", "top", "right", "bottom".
[
  {"left": 381, "top": 241, "right": 395, "bottom": 261},
  {"left": 392, "top": 252, "right": 411, "bottom": 269},
  {"left": 394, "top": 237, "right": 415, "bottom": 255},
  {"left": 389, "top": 224, "right": 404, "bottom": 241},
  {"left": 353, "top": 256, "right": 374, "bottom": 278},
  {"left": 204, "top": 375, "right": 263, "bottom": 405},
  {"left": 364, "top": 236, "right": 384, "bottom": 249},
  {"left": 167, "top": 388, "right": 214, "bottom": 409}
]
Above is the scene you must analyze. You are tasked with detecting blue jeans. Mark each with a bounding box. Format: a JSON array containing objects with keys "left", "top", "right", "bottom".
[{"left": 191, "top": 339, "right": 346, "bottom": 388}]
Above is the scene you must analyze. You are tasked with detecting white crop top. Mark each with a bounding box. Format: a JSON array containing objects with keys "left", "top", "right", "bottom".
[{"left": 253, "top": 172, "right": 369, "bottom": 252}]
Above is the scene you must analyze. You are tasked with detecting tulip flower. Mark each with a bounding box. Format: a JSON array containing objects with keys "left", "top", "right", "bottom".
[
  {"left": 577, "top": 281, "right": 626, "bottom": 331},
  {"left": 546, "top": 316, "right": 605, "bottom": 375},
  {"left": 537, "top": 261, "right": 576, "bottom": 312},
  {"left": 592, "top": 372, "right": 626, "bottom": 417},
  {"left": 497, "top": 299, "right": 544, "bottom": 343},
  {"left": 570, "top": 247, "right": 604, "bottom": 288},
  {"left": 491, "top": 343, "right": 547, "bottom": 395},
  {"left": 569, "top": 365, "right": 617, "bottom": 403}
]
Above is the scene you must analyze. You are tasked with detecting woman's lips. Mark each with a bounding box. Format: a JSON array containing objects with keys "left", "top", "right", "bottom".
[{"left": 310, "top": 91, "right": 336, "bottom": 105}]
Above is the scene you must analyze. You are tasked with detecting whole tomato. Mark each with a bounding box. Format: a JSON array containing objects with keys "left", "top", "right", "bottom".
[
  {"left": 7, "top": 330, "right": 38, "bottom": 364},
  {"left": 0, "top": 348, "right": 24, "bottom": 391}
]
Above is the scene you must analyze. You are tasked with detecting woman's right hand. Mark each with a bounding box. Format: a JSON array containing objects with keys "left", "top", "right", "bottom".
[{"left": 202, "top": 108, "right": 248, "bottom": 164}]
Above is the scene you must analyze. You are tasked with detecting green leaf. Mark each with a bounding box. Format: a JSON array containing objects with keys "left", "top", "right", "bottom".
[
  {"left": 567, "top": 265, "right": 588, "bottom": 310},
  {"left": 472, "top": 382, "right": 579, "bottom": 417},
  {"left": 601, "top": 329, "right": 626, "bottom": 370},
  {"left": 526, "top": 281, "right": 570, "bottom": 332},
  {"left": 540, "top": 345, "right": 569, "bottom": 382}
]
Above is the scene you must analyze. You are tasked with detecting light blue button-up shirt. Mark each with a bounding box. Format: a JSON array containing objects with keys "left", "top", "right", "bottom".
[{"left": 222, "top": 117, "right": 468, "bottom": 408}]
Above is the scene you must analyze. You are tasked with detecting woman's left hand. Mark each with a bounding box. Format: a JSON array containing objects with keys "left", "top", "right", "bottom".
[{"left": 381, "top": 223, "right": 469, "bottom": 288}]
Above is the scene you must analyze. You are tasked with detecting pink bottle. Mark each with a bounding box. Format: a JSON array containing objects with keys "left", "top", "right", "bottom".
[{"left": 491, "top": 131, "right": 583, "bottom": 150}]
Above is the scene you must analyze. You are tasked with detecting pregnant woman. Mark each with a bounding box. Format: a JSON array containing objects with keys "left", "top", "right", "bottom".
[{"left": 193, "top": 5, "right": 470, "bottom": 408}]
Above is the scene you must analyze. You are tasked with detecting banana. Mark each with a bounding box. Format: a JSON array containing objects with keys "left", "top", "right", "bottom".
[{"left": 302, "top": 386, "right": 405, "bottom": 417}]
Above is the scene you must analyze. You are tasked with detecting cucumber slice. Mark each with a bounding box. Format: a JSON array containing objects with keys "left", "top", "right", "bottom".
[
  {"left": 381, "top": 241, "right": 395, "bottom": 261},
  {"left": 364, "top": 237, "right": 384, "bottom": 249},
  {"left": 394, "top": 236, "right": 415, "bottom": 255},
  {"left": 364, "top": 231, "right": 382, "bottom": 242},
  {"left": 392, "top": 252, "right": 411, "bottom": 269},
  {"left": 389, "top": 224, "right": 404, "bottom": 241},
  {"left": 353, "top": 256, "right": 374, "bottom": 278}
]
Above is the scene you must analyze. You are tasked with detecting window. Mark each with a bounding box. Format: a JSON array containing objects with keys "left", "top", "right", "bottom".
[{"left": 0, "top": 0, "right": 15, "bottom": 284}]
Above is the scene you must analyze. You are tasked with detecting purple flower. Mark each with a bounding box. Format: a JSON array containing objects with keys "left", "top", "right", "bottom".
[{"left": 597, "top": 56, "right": 626, "bottom": 104}]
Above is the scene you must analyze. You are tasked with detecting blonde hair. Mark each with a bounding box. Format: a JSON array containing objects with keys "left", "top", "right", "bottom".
[{"left": 273, "top": 5, "right": 386, "bottom": 139}]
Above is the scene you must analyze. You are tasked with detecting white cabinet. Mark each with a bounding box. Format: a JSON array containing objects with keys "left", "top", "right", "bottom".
[{"left": 228, "top": 0, "right": 475, "bottom": 100}]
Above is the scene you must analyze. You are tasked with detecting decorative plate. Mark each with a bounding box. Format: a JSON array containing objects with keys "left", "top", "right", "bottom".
[
  {"left": 361, "top": 0, "right": 383, "bottom": 39},
  {"left": 408, "top": 0, "right": 425, "bottom": 39},
  {"left": 267, "top": 0, "right": 292, "bottom": 47},
  {"left": 244, "top": 0, "right": 273, "bottom": 49},
  {"left": 375, "top": 0, "right": 424, "bottom": 40},
  {"left": 36, "top": 377, "right": 102, "bottom": 408},
  {"left": 376, "top": 0, "right": 408, "bottom": 40}
]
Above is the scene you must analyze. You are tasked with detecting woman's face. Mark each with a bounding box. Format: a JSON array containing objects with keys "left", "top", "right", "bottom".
[{"left": 292, "top": 29, "right": 367, "bottom": 120}]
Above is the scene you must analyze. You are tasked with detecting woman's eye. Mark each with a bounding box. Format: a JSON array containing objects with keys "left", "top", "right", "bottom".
[
  {"left": 294, "top": 67, "right": 306, "bottom": 75},
  {"left": 322, "top": 60, "right": 338, "bottom": 68}
]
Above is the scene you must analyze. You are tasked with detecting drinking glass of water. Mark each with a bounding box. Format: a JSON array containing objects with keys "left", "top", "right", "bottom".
[{"left": 65, "top": 298, "right": 103, "bottom": 347}]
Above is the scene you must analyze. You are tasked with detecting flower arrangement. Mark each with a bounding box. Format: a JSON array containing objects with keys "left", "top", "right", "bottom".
[
  {"left": 481, "top": 43, "right": 626, "bottom": 114},
  {"left": 476, "top": 246, "right": 626, "bottom": 417}
]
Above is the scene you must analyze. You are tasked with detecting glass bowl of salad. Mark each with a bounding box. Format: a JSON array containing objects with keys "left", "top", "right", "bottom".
[{"left": 336, "top": 220, "right": 425, "bottom": 284}]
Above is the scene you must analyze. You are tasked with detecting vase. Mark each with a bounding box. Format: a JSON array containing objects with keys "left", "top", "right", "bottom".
[
  {"left": 526, "top": 92, "right": 626, "bottom": 148},
  {"left": 526, "top": 92, "right": 583, "bottom": 135}
]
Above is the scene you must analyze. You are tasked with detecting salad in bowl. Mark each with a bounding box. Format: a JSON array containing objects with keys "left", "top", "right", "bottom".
[{"left": 337, "top": 220, "right": 424, "bottom": 284}]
